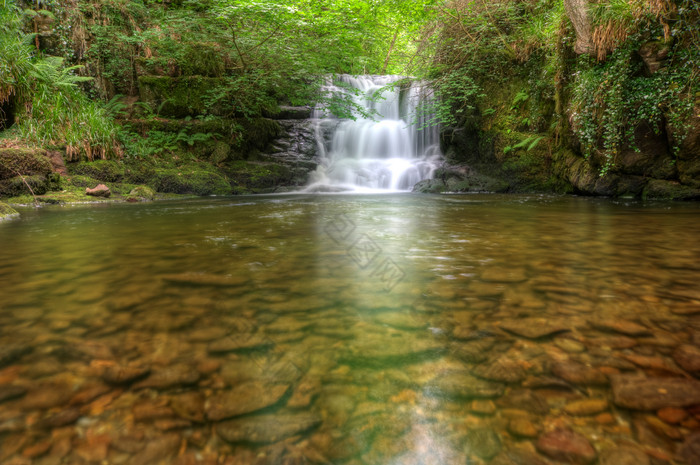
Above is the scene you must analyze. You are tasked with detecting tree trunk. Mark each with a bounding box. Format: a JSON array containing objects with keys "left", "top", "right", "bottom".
[{"left": 564, "top": 0, "right": 593, "bottom": 55}]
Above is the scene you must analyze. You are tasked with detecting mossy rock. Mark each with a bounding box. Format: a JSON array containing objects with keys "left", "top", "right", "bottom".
[
  {"left": 150, "top": 167, "right": 231, "bottom": 196},
  {"left": 68, "top": 160, "right": 125, "bottom": 183},
  {"left": 0, "top": 201, "right": 19, "bottom": 221},
  {"left": 643, "top": 180, "right": 700, "bottom": 200},
  {"left": 109, "top": 183, "right": 138, "bottom": 195},
  {"left": 123, "top": 162, "right": 157, "bottom": 185},
  {"left": 210, "top": 141, "right": 231, "bottom": 164},
  {"left": 67, "top": 175, "right": 103, "bottom": 189},
  {"left": 225, "top": 161, "right": 293, "bottom": 190},
  {"left": 0, "top": 175, "right": 49, "bottom": 197},
  {"left": 126, "top": 185, "right": 156, "bottom": 201},
  {"left": 0, "top": 148, "right": 53, "bottom": 180}
]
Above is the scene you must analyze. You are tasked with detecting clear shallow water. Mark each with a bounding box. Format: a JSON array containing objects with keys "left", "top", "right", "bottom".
[{"left": 1, "top": 194, "right": 700, "bottom": 464}]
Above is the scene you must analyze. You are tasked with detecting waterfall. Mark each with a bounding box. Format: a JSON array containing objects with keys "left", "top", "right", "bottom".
[{"left": 307, "top": 75, "right": 441, "bottom": 192}]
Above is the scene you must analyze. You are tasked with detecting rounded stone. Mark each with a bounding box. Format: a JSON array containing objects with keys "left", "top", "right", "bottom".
[{"left": 536, "top": 429, "right": 597, "bottom": 464}]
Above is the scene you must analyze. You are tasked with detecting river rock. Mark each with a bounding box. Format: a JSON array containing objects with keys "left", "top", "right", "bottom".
[
  {"left": 657, "top": 406, "right": 688, "bottom": 424},
  {"left": 508, "top": 417, "right": 539, "bottom": 438},
  {"left": 551, "top": 359, "right": 608, "bottom": 385},
  {"left": 85, "top": 184, "right": 111, "bottom": 197},
  {"left": 169, "top": 392, "right": 205, "bottom": 422},
  {"left": 34, "top": 407, "right": 81, "bottom": 428},
  {"left": 450, "top": 337, "right": 499, "bottom": 363},
  {"left": 498, "top": 389, "right": 550, "bottom": 415},
  {"left": 207, "top": 334, "right": 272, "bottom": 353},
  {"left": 598, "top": 446, "right": 649, "bottom": 465},
  {"left": 679, "top": 431, "right": 700, "bottom": 465},
  {"left": 500, "top": 319, "right": 570, "bottom": 339},
  {"left": 133, "top": 365, "right": 200, "bottom": 390},
  {"left": 591, "top": 319, "right": 651, "bottom": 336},
  {"left": 374, "top": 311, "right": 428, "bottom": 330},
  {"left": 288, "top": 375, "right": 321, "bottom": 408},
  {"left": 69, "top": 383, "right": 111, "bottom": 406},
  {"left": 473, "top": 355, "right": 527, "bottom": 383},
  {"left": 22, "top": 383, "right": 74, "bottom": 409},
  {"left": 216, "top": 412, "right": 321, "bottom": 444},
  {"left": 430, "top": 371, "right": 504, "bottom": 399},
  {"left": 129, "top": 434, "right": 180, "bottom": 465},
  {"left": 611, "top": 374, "right": 700, "bottom": 410},
  {"left": 481, "top": 267, "right": 528, "bottom": 283},
  {"left": 491, "top": 448, "right": 552, "bottom": 465},
  {"left": 470, "top": 399, "right": 497, "bottom": 415},
  {"left": 187, "top": 327, "right": 230, "bottom": 342},
  {"left": 673, "top": 344, "right": 700, "bottom": 374},
  {"left": 342, "top": 331, "right": 443, "bottom": 365},
  {"left": 555, "top": 338, "right": 586, "bottom": 353},
  {"left": 0, "top": 385, "right": 27, "bottom": 404},
  {"left": 523, "top": 376, "right": 576, "bottom": 391},
  {"left": 205, "top": 381, "right": 289, "bottom": 421},
  {"left": 586, "top": 335, "right": 637, "bottom": 349},
  {"left": 133, "top": 401, "right": 175, "bottom": 422},
  {"left": 101, "top": 365, "right": 150, "bottom": 384},
  {"left": 467, "top": 428, "right": 502, "bottom": 460},
  {"left": 563, "top": 399, "right": 608, "bottom": 416},
  {"left": 536, "top": 429, "right": 597, "bottom": 464},
  {"left": 0, "top": 344, "right": 32, "bottom": 368},
  {"left": 161, "top": 272, "right": 248, "bottom": 287}
]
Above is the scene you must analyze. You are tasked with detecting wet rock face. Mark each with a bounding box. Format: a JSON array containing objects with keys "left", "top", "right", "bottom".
[{"left": 255, "top": 117, "right": 319, "bottom": 188}]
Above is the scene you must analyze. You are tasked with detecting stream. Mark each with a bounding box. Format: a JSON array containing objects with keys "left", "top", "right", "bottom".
[{"left": 1, "top": 194, "right": 700, "bottom": 464}]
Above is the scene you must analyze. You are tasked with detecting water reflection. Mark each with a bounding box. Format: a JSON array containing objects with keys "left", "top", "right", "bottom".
[{"left": 0, "top": 195, "right": 699, "bottom": 464}]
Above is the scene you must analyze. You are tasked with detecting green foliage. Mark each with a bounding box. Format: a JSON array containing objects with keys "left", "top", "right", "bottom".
[
  {"left": 119, "top": 128, "right": 217, "bottom": 158},
  {"left": 571, "top": 41, "right": 697, "bottom": 175},
  {"left": 1, "top": 0, "right": 121, "bottom": 160},
  {"left": 505, "top": 134, "right": 545, "bottom": 154}
]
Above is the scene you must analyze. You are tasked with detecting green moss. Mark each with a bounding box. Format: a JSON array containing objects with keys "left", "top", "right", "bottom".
[
  {"left": 643, "top": 180, "right": 700, "bottom": 200},
  {"left": 150, "top": 167, "right": 231, "bottom": 195},
  {"left": 209, "top": 141, "right": 230, "bottom": 164},
  {"left": 225, "top": 161, "right": 292, "bottom": 191},
  {"left": 126, "top": 185, "right": 156, "bottom": 201},
  {"left": 67, "top": 175, "right": 103, "bottom": 189},
  {"left": 109, "top": 183, "right": 138, "bottom": 195},
  {"left": 0, "top": 175, "right": 49, "bottom": 197},
  {"left": 0, "top": 148, "right": 53, "bottom": 180},
  {"left": 0, "top": 201, "right": 19, "bottom": 221},
  {"left": 68, "top": 160, "right": 125, "bottom": 182},
  {"left": 123, "top": 161, "right": 157, "bottom": 185}
]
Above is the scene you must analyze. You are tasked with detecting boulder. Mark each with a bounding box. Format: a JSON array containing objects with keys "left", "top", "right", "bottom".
[{"left": 86, "top": 184, "right": 111, "bottom": 198}]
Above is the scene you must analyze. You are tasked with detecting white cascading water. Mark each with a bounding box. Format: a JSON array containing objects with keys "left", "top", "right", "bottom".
[{"left": 307, "top": 75, "right": 441, "bottom": 192}]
